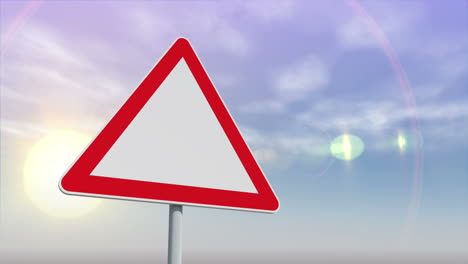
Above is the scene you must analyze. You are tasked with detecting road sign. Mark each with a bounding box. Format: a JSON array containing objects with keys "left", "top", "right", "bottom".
[{"left": 60, "top": 38, "right": 279, "bottom": 213}]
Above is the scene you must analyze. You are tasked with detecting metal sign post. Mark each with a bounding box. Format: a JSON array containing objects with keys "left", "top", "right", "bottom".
[{"left": 168, "top": 204, "right": 183, "bottom": 264}]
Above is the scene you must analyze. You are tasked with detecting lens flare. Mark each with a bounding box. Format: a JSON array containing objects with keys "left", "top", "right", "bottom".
[
  {"left": 23, "top": 130, "right": 100, "bottom": 218},
  {"left": 345, "top": 0, "right": 423, "bottom": 232},
  {"left": 397, "top": 132, "right": 407, "bottom": 153},
  {"left": 330, "top": 134, "right": 364, "bottom": 161}
]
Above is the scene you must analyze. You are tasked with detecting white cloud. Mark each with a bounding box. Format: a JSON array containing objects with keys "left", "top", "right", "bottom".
[
  {"left": 1, "top": 120, "right": 51, "bottom": 137},
  {"left": 240, "top": 55, "right": 329, "bottom": 114},
  {"left": 238, "top": 99, "right": 286, "bottom": 114},
  {"left": 253, "top": 148, "right": 278, "bottom": 163},
  {"left": 274, "top": 55, "right": 328, "bottom": 100},
  {"left": 127, "top": 8, "right": 174, "bottom": 43},
  {"left": 1, "top": 125, "right": 27, "bottom": 137},
  {"left": 407, "top": 31, "right": 467, "bottom": 99},
  {"left": 1, "top": 24, "right": 128, "bottom": 137},
  {"left": 416, "top": 103, "right": 468, "bottom": 120},
  {"left": 126, "top": 4, "right": 250, "bottom": 57},
  {"left": 337, "top": 2, "right": 423, "bottom": 50},
  {"left": 240, "top": 126, "right": 268, "bottom": 146},
  {"left": 15, "top": 25, "right": 91, "bottom": 67},
  {"left": 1, "top": 86, "right": 39, "bottom": 105},
  {"left": 124, "top": 0, "right": 294, "bottom": 57},
  {"left": 241, "top": 0, "right": 294, "bottom": 22},
  {"left": 337, "top": 2, "right": 466, "bottom": 100},
  {"left": 338, "top": 17, "right": 377, "bottom": 49},
  {"left": 240, "top": 124, "right": 331, "bottom": 170},
  {"left": 210, "top": 72, "right": 240, "bottom": 90},
  {"left": 298, "top": 100, "right": 468, "bottom": 138},
  {"left": 241, "top": 126, "right": 330, "bottom": 157},
  {"left": 274, "top": 134, "right": 330, "bottom": 157}
]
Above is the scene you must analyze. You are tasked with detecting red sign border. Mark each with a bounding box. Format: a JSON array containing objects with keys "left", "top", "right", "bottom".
[{"left": 59, "top": 38, "right": 279, "bottom": 213}]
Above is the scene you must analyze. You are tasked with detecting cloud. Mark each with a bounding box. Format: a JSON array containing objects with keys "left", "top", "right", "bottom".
[
  {"left": 274, "top": 134, "right": 330, "bottom": 157},
  {"left": 414, "top": 43, "right": 468, "bottom": 99},
  {"left": 242, "top": 125, "right": 330, "bottom": 158},
  {"left": 298, "top": 100, "right": 468, "bottom": 140},
  {"left": 125, "top": 4, "right": 250, "bottom": 57},
  {"left": 337, "top": 2, "right": 466, "bottom": 100},
  {"left": 1, "top": 24, "right": 128, "bottom": 137},
  {"left": 241, "top": 124, "right": 332, "bottom": 170},
  {"left": 416, "top": 103, "right": 468, "bottom": 120},
  {"left": 1, "top": 86, "right": 39, "bottom": 105},
  {"left": 1, "top": 125, "right": 27, "bottom": 137},
  {"left": 241, "top": 0, "right": 294, "bottom": 22},
  {"left": 238, "top": 99, "right": 286, "bottom": 114},
  {"left": 253, "top": 148, "right": 278, "bottom": 163},
  {"left": 337, "top": 2, "right": 423, "bottom": 50},
  {"left": 1, "top": 120, "right": 51, "bottom": 137},
  {"left": 337, "top": 17, "right": 377, "bottom": 49},
  {"left": 273, "top": 55, "right": 328, "bottom": 100},
  {"left": 125, "top": 0, "right": 295, "bottom": 57},
  {"left": 122, "top": 1, "right": 301, "bottom": 117},
  {"left": 239, "top": 54, "right": 329, "bottom": 114}
]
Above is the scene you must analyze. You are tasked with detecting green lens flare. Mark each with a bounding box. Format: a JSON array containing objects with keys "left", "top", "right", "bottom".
[
  {"left": 397, "top": 132, "right": 407, "bottom": 152},
  {"left": 330, "top": 134, "right": 365, "bottom": 161}
]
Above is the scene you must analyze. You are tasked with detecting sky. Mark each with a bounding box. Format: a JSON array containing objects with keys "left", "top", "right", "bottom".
[{"left": 0, "top": 0, "right": 467, "bottom": 263}]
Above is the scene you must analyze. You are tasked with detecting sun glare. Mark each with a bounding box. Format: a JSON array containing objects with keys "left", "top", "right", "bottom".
[{"left": 23, "top": 130, "right": 100, "bottom": 218}]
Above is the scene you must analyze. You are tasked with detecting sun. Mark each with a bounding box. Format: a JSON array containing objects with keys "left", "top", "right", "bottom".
[{"left": 23, "top": 130, "right": 100, "bottom": 218}]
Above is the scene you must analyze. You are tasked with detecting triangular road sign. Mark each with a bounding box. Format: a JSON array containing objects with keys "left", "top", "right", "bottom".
[{"left": 60, "top": 38, "right": 279, "bottom": 213}]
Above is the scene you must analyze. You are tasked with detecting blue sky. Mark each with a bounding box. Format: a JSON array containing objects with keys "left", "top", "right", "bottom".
[{"left": 1, "top": 0, "right": 467, "bottom": 260}]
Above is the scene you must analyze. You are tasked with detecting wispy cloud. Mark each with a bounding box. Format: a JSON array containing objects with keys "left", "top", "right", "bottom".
[
  {"left": 242, "top": 125, "right": 330, "bottom": 163},
  {"left": 125, "top": 4, "right": 250, "bottom": 57},
  {"left": 125, "top": 1, "right": 295, "bottom": 58},
  {"left": 241, "top": 0, "right": 295, "bottom": 22},
  {"left": 337, "top": 2, "right": 466, "bottom": 100},
  {"left": 273, "top": 55, "right": 328, "bottom": 101},
  {"left": 252, "top": 148, "right": 278, "bottom": 163},
  {"left": 298, "top": 100, "right": 468, "bottom": 139},
  {"left": 240, "top": 123, "right": 333, "bottom": 171},
  {"left": 413, "top": 43, "right": 468, "bottom": 99},
  {"left": 1, "top": 119, "right": 51, "bottom": 137},
  {"left": 337, "top": 16, "right": 377, "bottom": 49},
  {"left": 1, "top": 24, "right": 127, "bottom": 137},
  {"left": 238, "top": 99, "right": 286, "bottom": 114},
  {"left": 241, "top": 98, "right": 468, "bottom": 158},
  {"left": 338, "top": 2, "right": 423, "bottom": 50},
  {"left": 238, "top": 53, "right": 329, "bottom": 114}
]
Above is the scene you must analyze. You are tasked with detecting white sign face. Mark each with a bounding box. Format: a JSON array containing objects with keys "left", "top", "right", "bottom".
[
  {"left": 60, "top": 38, "right": 279, "bottom": 213},
  {"left": 92, "top": 59, "right": 258, "bottom": 193}
]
